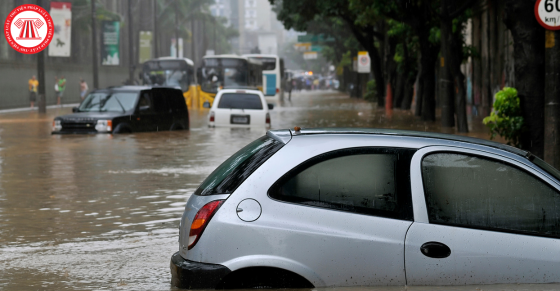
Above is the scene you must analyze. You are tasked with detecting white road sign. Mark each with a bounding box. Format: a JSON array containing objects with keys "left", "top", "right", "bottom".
[
  {"left": 535, "top": 0, "right": 560, "bottom": 30},
  {"left": 357, "top": 51, "right": 370, "bottom": 73}
]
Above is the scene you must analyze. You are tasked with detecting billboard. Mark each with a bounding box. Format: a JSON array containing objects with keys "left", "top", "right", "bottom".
[
  {"left": 48, "top": 2, "right": 71, "bottom": 57},
  {"left": 102, "top": 21, "right": 120, "bottom": 65}
]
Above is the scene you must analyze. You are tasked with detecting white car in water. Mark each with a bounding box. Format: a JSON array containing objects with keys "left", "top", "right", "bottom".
[{"left": 205, "top": 88, "right": 273, "bottom": 128}]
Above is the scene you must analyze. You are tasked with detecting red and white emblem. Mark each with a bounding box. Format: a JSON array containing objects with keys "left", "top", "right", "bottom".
[{"left": 4, "top": 4, "right": 53, "bottom": 54}]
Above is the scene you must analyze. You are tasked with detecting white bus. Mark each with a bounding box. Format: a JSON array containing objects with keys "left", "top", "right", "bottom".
[{"left": 243, "top": 54, "right": 285, "bottom": 100}]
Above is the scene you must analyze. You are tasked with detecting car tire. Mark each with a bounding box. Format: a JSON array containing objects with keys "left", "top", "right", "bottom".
[
  {"left": 170, "top": 123, "right": 185, "bottom": 131},
  {"left": 113, "top": 124, "right": 132, "bottom": 134}
]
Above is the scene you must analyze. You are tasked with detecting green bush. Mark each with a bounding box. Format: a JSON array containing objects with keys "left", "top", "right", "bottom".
[
  {"left": 364, "top": 79, "right": 377, "bottom": 101},
  {"left": 482, "top": 87, "right": 524, "bottom": 147}
]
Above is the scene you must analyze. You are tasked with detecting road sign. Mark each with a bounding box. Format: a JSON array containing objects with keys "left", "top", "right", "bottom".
[
  {"left": 294, "top": 42, "right": 311, "bottom": 52},
  {"left": 303, "top": 51, "right": 318, "bottom": 60},
  {"left": 535, "top": 0, "right": 560, "bottom": 30},
  {"left": 297, "top": 34, "right": 335, "bottom": 43},
  {"left": 357, "top": 51, "right": 370, "bottom": 73}
]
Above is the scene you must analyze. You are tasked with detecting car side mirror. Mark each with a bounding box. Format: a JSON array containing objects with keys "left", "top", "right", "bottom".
[
  {"left": 72, "top": 107, "right": 79, "bottom": 113},
  {"left": 267, "top": 103, "right": 274, "bottom": 110},
  {"left": 203, "top": 101, "right": 211, "bottom": 108}
]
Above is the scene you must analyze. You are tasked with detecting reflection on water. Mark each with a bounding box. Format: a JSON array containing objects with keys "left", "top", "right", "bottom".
[{"left": 0, "top": 91, "right": 511, "bottom": 290}]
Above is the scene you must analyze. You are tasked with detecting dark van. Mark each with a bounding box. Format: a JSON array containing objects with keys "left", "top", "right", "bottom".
[{"left": 52, "top": 86, "right": 189, "bottom": 134}]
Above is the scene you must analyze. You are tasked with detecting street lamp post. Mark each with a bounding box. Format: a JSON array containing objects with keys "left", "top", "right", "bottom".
[{"left": 37, "top": 0, "right": 46, "bottom": 113}]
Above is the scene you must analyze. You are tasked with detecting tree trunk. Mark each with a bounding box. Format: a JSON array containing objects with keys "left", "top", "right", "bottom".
[
  {"left": 450, "top": 25, "right": 469, "bottom": 133},
  {"left": 402, "top": 73, "right": 415, "bottom": 110},
  {"left": 369, "top": 44, "right": 385, "bottom": 107},
  {"left": 504, "top": 0, "right": 545, "bottom": 157},
  {"left": 440, "top": 1, "right": 455, "bottom": 127},
  {"left": 419, "top": 38, "right": 438, "bottom": 121},
  {"left": 394, "top": 72, "right": 405, "bottom": 108},
  {"left": 415, "top": 64, "right": 423, "bottom": 117}
]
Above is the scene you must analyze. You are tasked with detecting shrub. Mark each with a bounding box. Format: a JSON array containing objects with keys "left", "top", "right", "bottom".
[{"left": 482, "top": 87, "right": 524, "bottom": 147}]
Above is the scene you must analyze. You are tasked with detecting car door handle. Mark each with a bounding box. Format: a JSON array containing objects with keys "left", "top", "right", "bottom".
[{"left": 420, "top": 241, "right": 451, "bottom": 258}]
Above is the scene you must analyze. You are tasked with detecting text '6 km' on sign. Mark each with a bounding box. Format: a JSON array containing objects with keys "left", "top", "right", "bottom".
[{"left": 536, "top": 0, "right": 560, "bottom": 30}]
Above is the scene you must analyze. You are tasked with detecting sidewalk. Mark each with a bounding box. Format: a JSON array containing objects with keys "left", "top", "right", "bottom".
[{"left": 0, "top": 103, "right": 79, "bottom": 114}]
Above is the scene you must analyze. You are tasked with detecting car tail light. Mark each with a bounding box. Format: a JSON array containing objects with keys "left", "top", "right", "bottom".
[
  {"left": 276, "top": 88, "right": 279, "bottom": 93},
  {"left": 188, "top": 200, "right": 224, "bottom": 250},
  {"left": 209, "top": 111, "right": 215, "bottom": 122},
  {"left": 266, "top": 113, "right": 271, "bottom": 125}
]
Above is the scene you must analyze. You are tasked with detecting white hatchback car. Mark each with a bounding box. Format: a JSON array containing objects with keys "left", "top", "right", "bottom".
[
  {"left": 205, "top": 89, "right": 272, "bottom": 128},
  {"left": 171, "top": 128, "right": 560, "bottom": 289}
]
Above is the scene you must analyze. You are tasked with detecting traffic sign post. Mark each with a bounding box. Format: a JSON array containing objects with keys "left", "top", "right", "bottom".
[
  {"left": 357, "top": 51, "right": 370, "bottom": 73},
  {"left": 537, "top": 0, "right": 560, "bottom": 168},
  {"left": 535, "top": 0, "right": 560, "bottom": 30}
]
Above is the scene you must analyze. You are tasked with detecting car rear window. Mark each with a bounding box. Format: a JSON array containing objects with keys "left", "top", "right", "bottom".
[
  {"left": 195, "top": 136, "right": 284, "bottom": 196},
  {"left": 217, "top": 93, "right": 263, "bottom": 110}
]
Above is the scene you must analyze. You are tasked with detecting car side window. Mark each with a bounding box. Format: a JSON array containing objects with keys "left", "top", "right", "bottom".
[
  {"left": 268, "top": 148, "right": 415, "bottom": 220},
  {"left": 422, "top": 152, "right": 560, "bottom": 238},
  {"left": 138, "top": 92, "right": 152, "bottom": 114}
]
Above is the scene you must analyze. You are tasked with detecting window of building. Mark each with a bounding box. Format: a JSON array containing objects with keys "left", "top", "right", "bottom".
[
  {"left": 245, "top": 9, "right": 256, "bottom": 18},
  {"left": 422, "top": 152, "right": 560, "bottom": 238},
  {"left": 245, "top": 0, "right": 256, "bottom": 8},
  {"left": 269, "top": 148, "right": 415, "bottom": 220}
]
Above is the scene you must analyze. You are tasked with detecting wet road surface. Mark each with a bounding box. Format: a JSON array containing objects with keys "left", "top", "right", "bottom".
[{"left": 1, "top": 90, "right": 554, "bottom": 290}]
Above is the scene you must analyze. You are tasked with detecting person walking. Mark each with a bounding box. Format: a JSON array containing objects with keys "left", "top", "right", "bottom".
[
  {"left": 79, "top": 78, "right": 88, "bottom": 100},
  {"left": 54, "top": 76, "right": 61, "bottom": 106},
  {"left": 58, "top": 76, "right": 66, "bottom": 104},
  {"left": 28, "top": 75, "right": 38, "bottom": 108}
]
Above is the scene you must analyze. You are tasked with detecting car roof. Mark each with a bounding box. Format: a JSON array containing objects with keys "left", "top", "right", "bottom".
[
  {"left": 267, "top": 127, "right": 530, "bottom": 158},
  {"left": 218, "top": 89, "right": 263, "bottom": 95},
  {"left": 96, "top": 85, "right": 181, "bottom": 92},
  {"left": 151, "top": 57, "right": 194, "bottom": 66}
]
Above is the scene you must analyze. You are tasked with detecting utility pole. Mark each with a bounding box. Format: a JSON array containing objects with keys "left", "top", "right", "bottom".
[
  {"left": 202, "top": 17, "right": 206, "bottom": 56},
  {"left": 153, "top": 0, "right": 158, "bottom": 58},
  {"left": 128, "top": 0, "right": 134, "bottom": 83},
  {"left": 91, "top": 0, "right": 99, "bottom": 89},
  {"left": 213, "top": 18, "right": 217, "bottom": 54},
  {"left": 37, "top": 0, "right": 46, "bottom": 113},
  {"left": 191, "top": 19, "right": 195, "bottom": 60},
  {"left": 544, "top": 29, "right": 560, "bottom": 168},
  {"left": 175, "top": 0, "right": 179, "bottom": 58}
]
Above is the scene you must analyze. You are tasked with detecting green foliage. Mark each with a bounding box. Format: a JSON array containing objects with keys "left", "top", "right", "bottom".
[
  {"left": 364, "top": 80, "right": 377, "bottom": 102},
  {"left": 483, "top": 87, "right": 525, "bottom": 147}
]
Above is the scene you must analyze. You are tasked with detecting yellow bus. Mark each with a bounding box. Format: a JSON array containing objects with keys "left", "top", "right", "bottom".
[
  {"left": 196, "top": 55, "right": 263, "bottom": 108},
  {"left": 141, "top": 57, "right": 198, "bottom": 109}
]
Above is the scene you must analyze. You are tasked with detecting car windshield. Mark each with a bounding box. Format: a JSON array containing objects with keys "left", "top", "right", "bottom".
[
  {"left": 79, "top": 92, "right": 138, "bottom": 112},
  {"left": 217, "top": 93, "right": 263, "bottom": 110},
  {"left": 195, "top": 136, "right": 284, "bottom": 196}
]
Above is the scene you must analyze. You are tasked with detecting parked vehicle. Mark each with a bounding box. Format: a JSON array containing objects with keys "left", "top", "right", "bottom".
[
  {"left": 52, "top": 86, "right": 189, "bottom": 134},
  {"left": 243, "top": 54, "right": 285, "bottom": 100},
  {"left": 171, "top": 128, "right": 560, "bottom": 289},
  {"left": 204, "top": 88, "right": 273, "bottom": 128}
]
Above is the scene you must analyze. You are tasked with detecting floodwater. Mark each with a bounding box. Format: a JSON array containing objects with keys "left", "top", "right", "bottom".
[{"left": 0, "top": 90, "right": 551, "bottom": 291}]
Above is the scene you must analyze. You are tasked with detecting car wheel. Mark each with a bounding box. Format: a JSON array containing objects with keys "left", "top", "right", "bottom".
[
  {"left": 170, "top": 123, "right": 184, "bottom": 131},
  {"left": 113, "top": 124, "right": 132, "bottom": 134}
]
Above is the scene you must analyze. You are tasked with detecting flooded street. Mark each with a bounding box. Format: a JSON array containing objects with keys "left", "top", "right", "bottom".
[{"left": 0, "top": 90, "right": 548, "bottom": 291}]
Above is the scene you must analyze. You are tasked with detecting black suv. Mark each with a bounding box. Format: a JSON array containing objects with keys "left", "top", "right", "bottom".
[{"left": 52, "top": 86, "right": 189, "bottom": 134}]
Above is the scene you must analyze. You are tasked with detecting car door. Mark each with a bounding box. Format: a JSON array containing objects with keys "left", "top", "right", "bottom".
[
  {"left": 135, "top": 90, "right": 157, "bottom": 132},
  {"left": 152, "top": 89, "right": 174, "bottom": 131},
  {"left": 405, "top": 146, "right": 560, "bottom": 285}
]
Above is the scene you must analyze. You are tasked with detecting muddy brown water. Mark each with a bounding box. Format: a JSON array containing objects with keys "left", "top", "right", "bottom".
[{"left": 1, "top": 90, "right": 551, "bottom": 290}]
